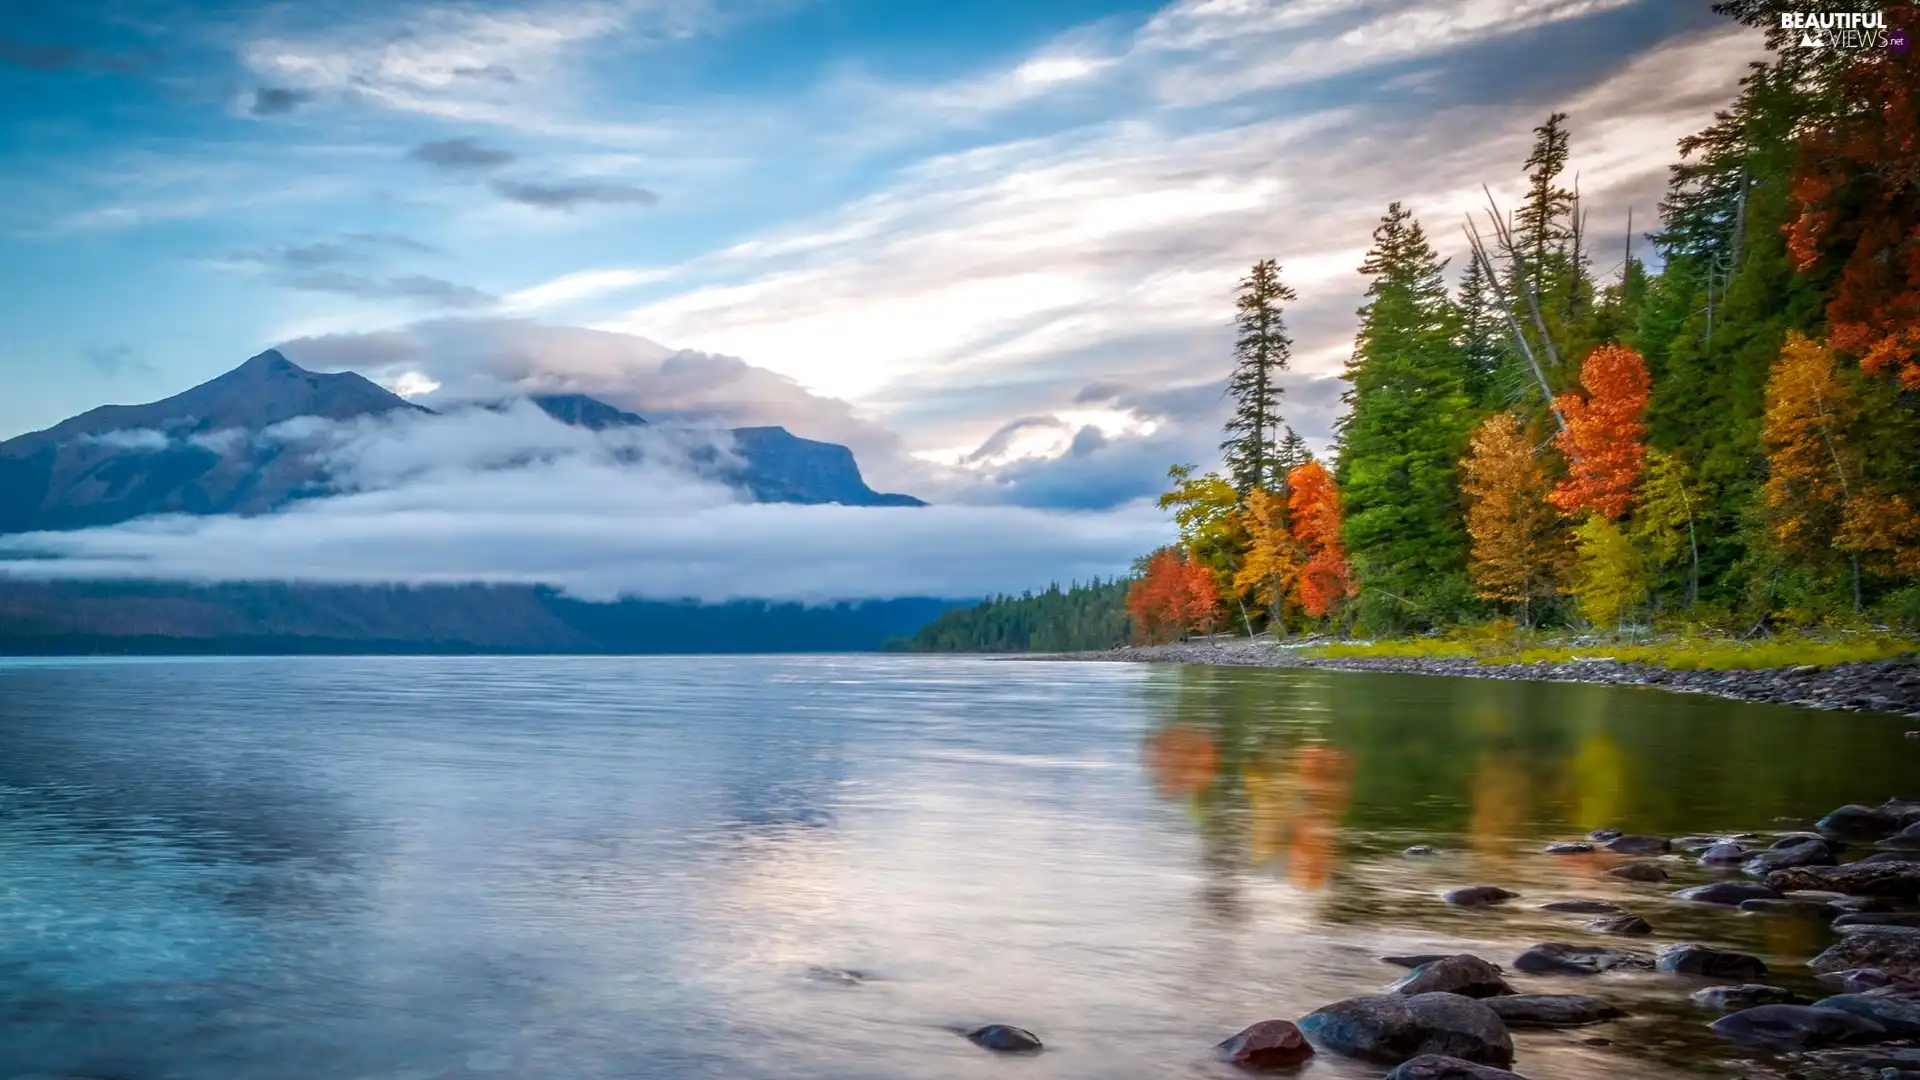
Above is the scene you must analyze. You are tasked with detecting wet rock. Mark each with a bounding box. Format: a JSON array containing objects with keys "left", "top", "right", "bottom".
[
  {"left": 1215, "top": 1020, "right": 1315, "bottom": 1069},
  {"left": 1604, "top": 834, "right": 1671, "bottom": 855},
  {"left": 1539, "top": 899, "right": 1622, "bottom": 915},
  {"left": 1607, "top": 863, "right": 1669, "bottom": 883},
  {"left": 1860, "top": 851, "right": 1920, "bottom": 865},
  {"left": 1442, "top": 886, "right": 1518, "bottom": 907},
  {"left": 1817, "top": 969, "right": 1916, "bottom": 993},
  {"left": 1383, "top": 954, "right": 1457, "bottom": 970},
  {"left": 1691, "top": 985, "right": 1803, "bottom": 1011},
  {"left": 1746, "top": 840, "right": 1839, "bottom": 875},
  {"left": 1587, "top": 914, "right": 1653, "bottom": 936},
  {"left": 1588, "top": 828, "right": 1624, "bottom": 843},
  {"left": 1801, "top": 1047, "right": 1920, "bottom": 1073},
  {"left": 1700, "top": 842, "right": 1749, "bottom": 865},
  {"left": 1543, "top": 842, "right": 1593, "bottom": 855},
  {"left": 1810, "top": 928, "right": 1920, "bottom": 979},
  {"left": 1775, "top": 832, "right": 1848, "bottom": 853},
  {"left": 1296, "top": 992, "right": 1514, "bottom": 1068},
  {"left": 1675, "top": 881, "right": 1781, "bottom": 906},
  {"left": 1767, "top": 861, "right": 1920, "bottom": 900},
  {"left": 1389, "top": 956, "right": 1515, "bottom": 999},
  {"left": 1385, "top": 1055, "right": 1532, "bottom": 1080},
  {"left": 1813, "top": 992, "right": 1920, "bottom": 1038},
  {"left": 1740, "top": 897, "right": 1840, "bottom": 918},
  {"left": 966, "top": 1025, "right": 1042, "bottom": 1052},
  {"left": 1821, "top": 804, "right": 1903, "bottom": 840},
  {"left": 1405, "top": 845, "right": 1438, "bottom": 857},
  {"left": 806, "top": 965, "right": 868, "bottom": 985},
  {"left": 1886, "top": 798, "right": 1920, "bottom": 826},
  {"left": 1655, "top": 943, "right": 1768, "bottom": 979},
  {"left": 1482, "top": 994, "right": 1623, "bottom": 1028},
  {"left": 1837, "top": 913, "right": 1920, "bottom": 929},
  {"left": 1878, "top": 822, "right": 1920, "bottom": 850},
  {"left": 1708, "top": 1004, "right": 1886, "bottom": 1049},
  {"left": 1512, "top": 943, "right": 1648, "bottom": 975},
  {"left": 1673, "top": 836, "right": 1725, "bottom": 851}
]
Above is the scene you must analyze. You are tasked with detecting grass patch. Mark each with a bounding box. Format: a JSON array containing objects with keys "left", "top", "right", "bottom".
[{"left": 1307, "top": 631, "right": 1917, "bottom": 670}]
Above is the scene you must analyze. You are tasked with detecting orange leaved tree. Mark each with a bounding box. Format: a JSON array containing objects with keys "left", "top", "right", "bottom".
[
  {"left": 1550, "top": 344, "right": 1651, "bottom": 521},
  {"left": 1233, "top": 487, "right": 1300, "bottom": 626},
  {"left": 1286, "top": 461, "right": 1354, "bottom": 618},
  {"left": 1127, "top": 547, "right": 1222, "bottom": 642},
  {"left": 1462, "top": 412, "right": 1562, "bottom": 626}
]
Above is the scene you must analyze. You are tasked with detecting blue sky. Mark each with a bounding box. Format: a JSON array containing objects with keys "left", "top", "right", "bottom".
[{"left": 2, "top": 0, "right": 1762, "bottom": 509}]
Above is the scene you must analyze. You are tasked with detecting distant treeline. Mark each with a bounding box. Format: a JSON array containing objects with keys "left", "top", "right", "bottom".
[{"left": 886, "top": 579, "right": 1133, "bottom": 653}]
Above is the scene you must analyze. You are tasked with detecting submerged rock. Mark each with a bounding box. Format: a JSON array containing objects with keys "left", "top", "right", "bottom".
[
  {"left": 1700, "top": 842, "right": 1749, "bottom": 865},
  {"left": 1690, "top": 985, "right": 1802, "bottom": 1011},
  {"left": 1740, "top": 897, "right": 1839, "bottom": 918},
  {"left": 806, "top": 965, "right": 868, "bottom": 985},
  {"left": 1817, "top": 968, "right": 1915, "bottom": 993},
  {"left": 1607, "top": 863, "right": 1669, "bottom": 883},
  {"left": 1819, "top": 804, "right": 1902, "bottom": 840},
  {"left": 1860, "top": 851, "right": 1920, "bottom": 865},
  {"left": 1538, "top": 899, "right": 1623, "bottom": 915},
  {"left": 1383, "top": 954, "right": 1458, "bottom": 970},
  {"left": 1405, "top": 845, "right": 1438, "bottom": 857},
  {"left": 1512, "top": 943, "right": 1648, "bottom": 975},
  {"left": 1389, "top": 956, "right": 1515, "bottom": 999},
  {"left": 1877, "top": 822, "right": 1920, "bottom": 849},
  {"left": 1836, "top": 912, "right": 1920, "bottom": 929},
  {"left": 1767, "top": 861, "right": 1920, "bottom": 900},
  {"left": 1215, "top": 1020, "right": 1315, "bottom": 1069},
  {"left": 1442, "top": 886, "right": 1518, "bottom": 907},
  {"left": 1586, "top": 914, "right": 1653, "bottom": 936},
  {"left": 966, "top": 1025, "right": 1043, "bottom": 1052},
  {"left": 1709, "top": 1003, "right": 1886, "bottom": 1049},
  {"left": 1813, "top": 992, "right": 1920, "bottom": 1038},
  {"left": 1775, "top": 832, "right": 1847, "bottom": 853},
  {"left": 1296, "top": 992, "right": 1514, "bottom": 1068},
  {"left": 1812, "top": 929, "right": 1920, "bottom": 979},
  {"left": 1385, "top": 1055, "right": 1532, "bottom": 1080},
  {"left": 1745, "top": 840, "right": 1838, "bottom": 875},
  {"left": 1675, "top": 881, "right": 1781, "bottom": 906},
  {"left": 1482, "top": 994, "right": 1623, "bottom": 1028},
  {"left": 1655, "top": 943, "right": 1768, "bottom": 979},
  {"left": 1604, "top": 834, "right": 1671, "bottom": 855},
  {"left": 1588, "top": 828, "right": 1624, "bottom": 842},
  {"left": 1543, "top": 842, "right": 1592, "bottom": 855}
]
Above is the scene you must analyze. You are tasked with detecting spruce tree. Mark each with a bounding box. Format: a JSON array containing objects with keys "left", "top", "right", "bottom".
[
  {"left": 1456, "top": 253, "right": 1506, "bottom": 408},
  {"left": 1518, "top": 112, "right": 1575, "bottom": 303},
  {"left": 1221, "top": 260, "right": 1296, "bottom": 494},
  {"left": 1337, "top": 203, "right": 1477, "bottom": 629}
]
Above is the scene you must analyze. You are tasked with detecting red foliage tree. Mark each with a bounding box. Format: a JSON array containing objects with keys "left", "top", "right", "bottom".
[
  {"left": 1126, "top": 548, "right": 1221, "bottom": 641},
  {"left": 1286, "top": 461, "right": 1354, "bottom": 617},
  {"left": 1551, "top": 344, "right": 1652, "bottom": 520}
]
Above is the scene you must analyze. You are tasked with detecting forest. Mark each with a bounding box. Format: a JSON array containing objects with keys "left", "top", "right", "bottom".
[{"left": 902, "top": 1, "right": 1920, "bottom": 654}]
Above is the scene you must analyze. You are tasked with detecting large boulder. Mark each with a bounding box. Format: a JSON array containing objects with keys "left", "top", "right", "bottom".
[
  {"left": 1813, "top": 992, "right": 1920, "bottom": 1038},
  {"left": 1655, "top": 943, "right": 1768, "bottom": 979},
  {"left": 1674, "top": 881, "right": 1781, "bottom": 905},
  {"left": 1215, "top": 1020, "right": 1315, "bottom": 1069},
  {"left": 1745, "top": 840, "right": 1838, "bottom": 875},
  {"left": 1512, "top": 943, "right": 1648, "bottom": 975},
  {"left": 1296, "top": 992, "right": 1514, "bottom": 1068},
  {"left": 1386, "top": 1054, "right": 1533, "bottom": 1079},
  {"left": 1604, "top": 834, "right": 1671, "bottom": 855},
  {"left": 1389, "top": 956, "right": 1515, "bottom": 999},
  {"left": 1442, "top": 886, "right": 1518, "bottom": 907},
  {"left": 1819, "top": 804, "right": 1902, "bottom": 840},
  {"left": 1810, "top": 928, "right": 1920, "bottom": 979},
  {"left": 1482, "top": 994, "right": 1623, "bottom": 1028},
  {"left": 1690, "top": 985, "right": 1803, "bottom": 1011},
  {"left": 1709, "top": 1004, "right": 1886, "bottom": 1049},
  {"left": 1765, "top": 861, "right": 1920, "bottom": 899}
]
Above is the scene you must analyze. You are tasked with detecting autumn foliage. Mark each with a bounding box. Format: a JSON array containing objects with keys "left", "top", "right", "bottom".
[
  {"left": 1463, "top": 412, "right": 1561, "bottom": 620},
  {"left": 1233, "top": 487, "right": 1300, "bottom": 616},
  {"left": 1286, "top": 462, "right": 1355, "bottom": 617},
  {"left": 1126, "top": 548, "right": 1223, "bottom": 643},
  {"left": 1551, "top": 345, "right": 1651, "bottom": 520}
]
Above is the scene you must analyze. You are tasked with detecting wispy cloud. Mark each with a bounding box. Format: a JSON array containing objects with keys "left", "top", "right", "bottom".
[
  {"left": 0, "top": 32, "right": 159, "bottom": 74},
  {"left": 249, "top": 86, "right": 314, "bottom": 115},
  {"left": 491, "top": 179, "right": 660, "bottom": 210},
  {"left": 408, "top": 137, "right": 517, "bottom": 171}
]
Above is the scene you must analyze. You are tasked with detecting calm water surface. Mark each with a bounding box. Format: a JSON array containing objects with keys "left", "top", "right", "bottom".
[{"left": 1, "top": 656, "right": 1915, "bottom": 1080}]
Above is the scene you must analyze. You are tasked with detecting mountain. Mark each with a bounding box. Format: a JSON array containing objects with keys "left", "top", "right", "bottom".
[{"left": 0, "top": 350, "right": 921, "bottom": 536}]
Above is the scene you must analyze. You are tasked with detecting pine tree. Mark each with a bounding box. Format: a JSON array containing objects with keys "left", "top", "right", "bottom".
[
  {"left": 1337, "top": 203, "right": 1475, "bottom": 625},
  {"left": 1221, "top": 260, "right": 1297, "bottom": 493},
  {"left": 1456, "top": 252, "right": 1506, "bottom": 408},
  {"left": 1518, "top": 112, "right": 1575, "bottom": 304}
]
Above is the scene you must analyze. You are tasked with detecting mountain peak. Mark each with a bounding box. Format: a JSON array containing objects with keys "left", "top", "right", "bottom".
[{"left": 235, "top": 348, "right": 301, "bottom": 376}]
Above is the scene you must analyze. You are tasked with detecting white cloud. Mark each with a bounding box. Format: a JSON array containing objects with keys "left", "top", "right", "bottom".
[{"left": 81, "top": 429, "right": 172, "bottom": 451}]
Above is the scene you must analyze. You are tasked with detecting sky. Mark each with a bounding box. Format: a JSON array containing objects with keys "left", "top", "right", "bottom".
[{"left": 0, "top": 0, "right": 1774, "bottom": 598}]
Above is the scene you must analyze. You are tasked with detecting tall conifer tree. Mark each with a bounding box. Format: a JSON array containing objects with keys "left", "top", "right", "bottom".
[{"left": 1221, "top": 260, "right": 1296, "bottom": 493}]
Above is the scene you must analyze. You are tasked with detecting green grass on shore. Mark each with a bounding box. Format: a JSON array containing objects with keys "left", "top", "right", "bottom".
[{"left": 1307, "top": 631, "right": 1918, "bottom": 671}]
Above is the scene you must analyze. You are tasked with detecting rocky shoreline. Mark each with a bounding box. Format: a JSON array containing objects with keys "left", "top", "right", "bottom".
[{"left": 1011, "top": 638, "right": 1920, "bottom": 721}]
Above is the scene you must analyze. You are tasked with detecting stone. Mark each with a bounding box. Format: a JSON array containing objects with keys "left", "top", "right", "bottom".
[
  {"left": 1775, "top": 832, "right": 1847, "bottom": 853},
  {"left": 1604, "top": 834, "right": 1670, "bottom": 855},
  {"left": 1673, "top": 836, "right": 1725, "bottom": 850},
  {"left": 1296, "top": 993, "right": 1514, "bottom": 1068},
  {"left": 1588, "top": 828, "right": 1624, "bottom": 842},
  {"left": 1690, "top": 985, "right": 1802, "bottom": 1011},
  {"left": 1878, "top": 822, "right": 1920, "bottom": 850},
  {"left": 1512, "top": 943, "right": 1648, "bottom": 975},
  {"left": 1860, "top": 851, "right": 1920, "bottom": 865},
  {"left": 1482, "top": 994, "right": 1623, "bottom": 1028},
  {"left": 1802, "top": 1047, "right": 1920, "bottom": 1073},
  {"left": 966, "top": 1025, "right": 1042, "bottom": 1052},
  {"left": 1215, "top": 1020, "right": 1315, "bottom": 1069},
  {"left": 1607, "top": 863, "right": 1668, "bottom": 883},
  {"left": 1820, "top": 804, "right": 1903, "bottom": 840},
  {"left": 1838, "top": 913, "right": 1920, "bottom": 929},
  {"left": 1385, "top": 1055, "right": 1532, "bottom": 1080},
  {"left": 1699, "top": 842, "right": 1749, "bottom": 865},
  {"left": 1404, "top": 845, "right": 1438, "bottom": 857},
  {"left": 1767, "top": 861, "right": 1920, "bottom": 900},
  {"left": 1383, "top": 954, "right": 1458, "bottom": 969},
  {"left": 1818, "top": 969, "right": 1914, "bottom": 993},
  {"left": 1442, "top": 886, "right": 1518, "bottom": 907},
  {"left": 1655, "top": 943, "right": 1768, "bottom": 979},
  {"left": 1674, "top": 881, "right": 1781, "bottom": 905},
  {"left": 1740, "top": 897, "right": 1839, "bottom": 917},
  {"left": 1709, "top": 1004, "right": 1886, "bottom": 1049},
  {"left": 1586, "top": 914, "right": 1652, "bottom": 936},
  {"left": 1538, "top": 899, "right": 1622, "bottom": 915},
  {"left": 1810, "top": 928, "right": 1920, "bottom": 979},
  {"left": 1814, "top": 992, "right": 1920, "bottom": 1038},
  {"left": 806, "top": 966, "right": 867, "bottom": 985},
  {"left": 1389, "top": 956, "right": 1515, "bottom": 999},
  {"left": 1745, "top": 840, "right": 1838, "bottom": 875},
  {"left": 1543, "top": 842, "right": 1593, "bottom": 855}
]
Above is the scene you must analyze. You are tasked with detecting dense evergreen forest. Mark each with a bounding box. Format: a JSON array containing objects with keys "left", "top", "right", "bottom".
[{"left": 912, "top": 2, "right": 1920, "bottom": 651}]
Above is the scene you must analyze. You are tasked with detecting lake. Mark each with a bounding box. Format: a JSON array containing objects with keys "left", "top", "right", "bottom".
[{"left": 0, "top": 655, "right": 1914, "bottom": 1080}]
